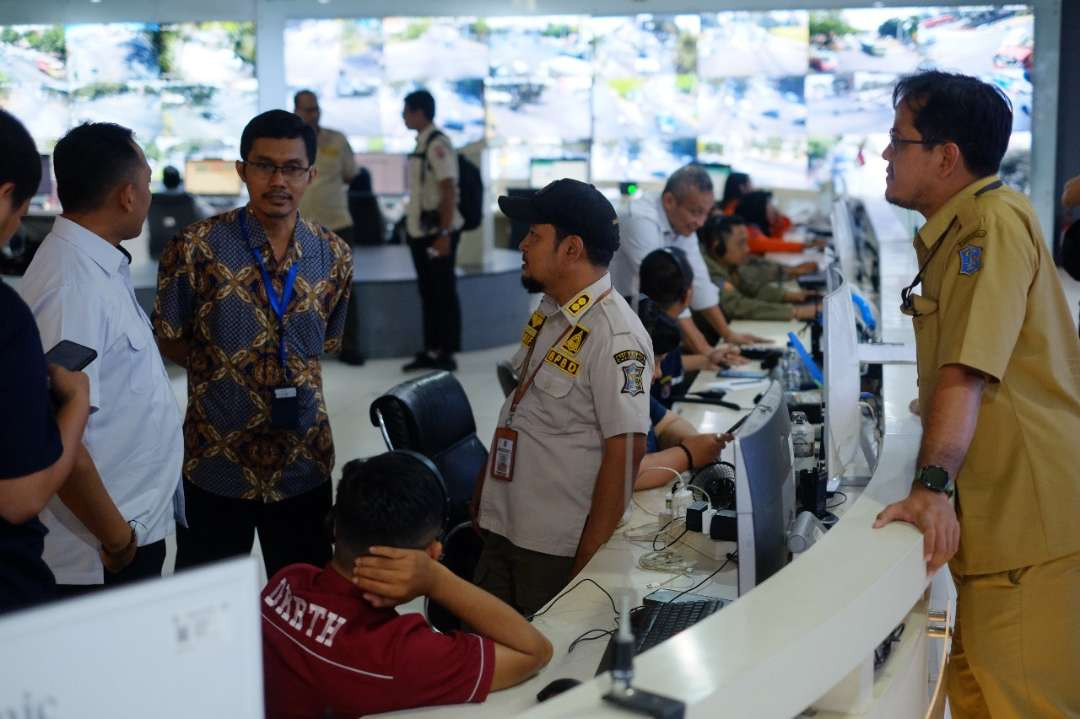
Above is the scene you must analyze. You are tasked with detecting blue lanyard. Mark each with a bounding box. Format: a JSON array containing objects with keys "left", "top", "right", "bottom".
[{"left": 240, "top": 212, "right": 299, "bottom": 376}]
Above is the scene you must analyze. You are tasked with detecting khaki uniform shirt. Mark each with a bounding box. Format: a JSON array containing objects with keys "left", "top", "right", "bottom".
[
  {"left": 405, "top": 125, "right": 462, "bottom": 238},
  {"left": 299, "top": 128, "right": 355, "bottom": 232},
  {"left": 703, "top": 252, "right": 793, "bottom": 322},
  {"left": 908, "top": 175, "right": 1080, "bottom": 575},
  {"left": 478, "top": 274, "right": 653, "bottom": 557}
]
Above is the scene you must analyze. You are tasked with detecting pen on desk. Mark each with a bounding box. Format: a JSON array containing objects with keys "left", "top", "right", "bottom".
[{"left": 727, "top": 378, "right": 764, "bottom": 386}]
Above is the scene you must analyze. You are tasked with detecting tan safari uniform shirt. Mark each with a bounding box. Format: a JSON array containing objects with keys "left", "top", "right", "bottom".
[
  {"left": 298, "top": 127, "right": 355, "bottom": 232},
  {"left": 907, "top": 175, "right": 1080, "bottom": 575},
  {"left": 406, "top": 125, "right": 463, "bottom": 238},
  {"left": 478, "top": 273, "right": 654, "bottom": 557}
]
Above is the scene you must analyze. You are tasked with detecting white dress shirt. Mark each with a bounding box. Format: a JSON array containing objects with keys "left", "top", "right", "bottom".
[
  {"left": 610, "top": 195, "right": 720, "bottom": 317},
  {"left": 19, "top": 216, "right": 184, "bottom": 585}
]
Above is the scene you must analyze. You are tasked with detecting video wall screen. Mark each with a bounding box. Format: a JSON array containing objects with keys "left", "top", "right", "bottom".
[{"left": 0, "top": 21, "right": 256, "bottom": 177}]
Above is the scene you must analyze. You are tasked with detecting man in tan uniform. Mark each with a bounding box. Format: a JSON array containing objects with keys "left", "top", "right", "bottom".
[
  {"left": 471, "top": 179, "right": 653, "bottom": 616},
  {"left": 874, "top": 71, "right": 1080, "bottom": 717},
  {"left": 294, "top": 90, "right": 357, "bottom": 243}
]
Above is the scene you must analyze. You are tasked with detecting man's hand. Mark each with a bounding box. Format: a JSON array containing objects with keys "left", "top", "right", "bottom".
[
  {"left": 352, "top": 546, "right": 443, "bottom": 608},
  {"left": 682, "top": 432, "right": 733, "bottom": 467},
  {"left": 47, "top": 365, "right": 89, "bottom": 407},
  {"left": 727, "top": 331, "right": 771, "bottom": 345},
  {"left": 785, "top": 261, "right": 819, "bottom": 278},
  {"left": 708, "top": 344, "right": 746, "bottom": 367},
  {"left": 793, "top": 303, "right": 820, "bottom": 321},
  {"left": 808, "top": 238, "right": 829, "bottom": 250},
  {"left": 100, "top": 526, "right": 137, "bottom": 574},
  {"left": 785, "top": 289, "right": 810, "bottom": 303},
  {"left": 431, "top": 233, "right": 451, "bottom": 257},
  {"left": 873, "top": 485, "right": 960, "bottom": 573}
]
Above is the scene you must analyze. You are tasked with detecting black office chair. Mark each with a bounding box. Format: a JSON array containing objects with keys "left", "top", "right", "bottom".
[
  {"left": 496, "top": 360, "right": 519, "bottom": 398},
  {"left": 369, "top": 372, "right": 488, "bottom": 532},
  {"left": 148, "top": 193, "right": 200, "bottom": 259},
  {"left": 425, "top": 520, "right": 485, "bottom": 633},
  {"left": 347, "top": 168, "right": 386, "bottom": 246}
]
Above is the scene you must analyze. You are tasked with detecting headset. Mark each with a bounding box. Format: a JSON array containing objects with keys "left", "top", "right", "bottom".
[{"left": 689, "top": 460, "right": 737, "bottom": 511}]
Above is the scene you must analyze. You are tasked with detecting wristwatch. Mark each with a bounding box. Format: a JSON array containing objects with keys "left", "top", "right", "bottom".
[{"left": 915, "top": 465, "right": 954, "bottom": 497}]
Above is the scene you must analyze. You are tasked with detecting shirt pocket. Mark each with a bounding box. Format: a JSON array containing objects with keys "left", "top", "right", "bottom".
[
  {"left": 529, "top": 364, "right": 575, "bottom": 430},
  {"left": 122, "top": 330, "right": 154, "bottom": 395},
  {"left": 285, "top": 310, "right": 327, "bottom": 359}
]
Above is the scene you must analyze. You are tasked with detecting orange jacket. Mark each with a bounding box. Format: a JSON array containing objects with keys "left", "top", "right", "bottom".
[{"left": 747, "top": 218, "right": 804, "bottom": 254}]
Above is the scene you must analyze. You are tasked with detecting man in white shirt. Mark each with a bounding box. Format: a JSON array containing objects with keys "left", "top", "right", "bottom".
[
  {"left": 610, "top": 164, "right": 765, "bottom": 359},
  {"left": 19, "top": 122, "right": 184, "bottom": 593}
]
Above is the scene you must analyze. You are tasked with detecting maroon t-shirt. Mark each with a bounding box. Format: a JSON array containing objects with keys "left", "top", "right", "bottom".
[{"left": 261, "top": 563, "right": 496, "bottom": 718}]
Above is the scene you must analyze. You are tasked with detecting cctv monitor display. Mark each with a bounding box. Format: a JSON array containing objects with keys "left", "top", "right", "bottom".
[{"left": 185, "top": 159, "right": 244, "bottom": 196}]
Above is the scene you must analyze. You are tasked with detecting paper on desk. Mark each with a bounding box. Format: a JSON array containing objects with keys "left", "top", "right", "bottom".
[{"left": 857, "top": 342, "right": 916, "bottom": 364}]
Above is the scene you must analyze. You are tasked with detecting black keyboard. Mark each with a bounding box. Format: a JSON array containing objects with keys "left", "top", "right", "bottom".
[{"left": 595, "top": 599, "right": 724, "bottom": 675}]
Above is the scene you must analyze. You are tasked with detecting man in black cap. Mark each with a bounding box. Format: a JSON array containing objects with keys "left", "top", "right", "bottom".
[{"left": 470, "top": 179, "right": 654, "bottom": 615}]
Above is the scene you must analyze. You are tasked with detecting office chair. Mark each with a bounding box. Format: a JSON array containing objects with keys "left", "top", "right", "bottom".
[
  {"left": 496, "top": 359, "right": 519, "bottom": 398},
  {"left": 148, "top": 193, "right": 200, "bottom": 259},
  {"left": 369, "top": 371, "right": 487, "bottom": 532}
]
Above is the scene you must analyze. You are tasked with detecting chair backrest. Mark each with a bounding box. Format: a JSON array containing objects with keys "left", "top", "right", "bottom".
[
  {"left": 369, "top": 372, "right": 487, "bottom": 529},
  {"left": 496, "top": 360, "right": 519, "bottom": 398},
  {"left": 149, "top": 193, "right": 200, "bottom": 259},
  {"left": 424, "top": 520, "right": 485, "bottom": 633}
]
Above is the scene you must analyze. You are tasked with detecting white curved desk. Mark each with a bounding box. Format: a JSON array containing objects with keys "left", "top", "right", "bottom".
[{"left": 376, "top": 198, "right": 936, "bottom": 719}]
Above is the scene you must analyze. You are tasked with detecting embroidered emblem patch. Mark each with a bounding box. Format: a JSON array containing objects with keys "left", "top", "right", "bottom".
[
  {"left": 958, "top": 245, "right": 983, "bottom": 276},
  {"left": 521, "top": 310, "right": 546, "bottom": 347},
  {"left": 562, "top": 326, "right": 590, "bottom": 355},
  {"left": 613, "top": 350, "right": 646, "bottom": 365},
  {"left": 545, "top": 349, "right": 580, "bottom": 376},
  {"left": 567, "top": 293, "right": 591, "bottom": 315},
  {"left": 621, "top": 362, "right": 645, "bottom": 396}
]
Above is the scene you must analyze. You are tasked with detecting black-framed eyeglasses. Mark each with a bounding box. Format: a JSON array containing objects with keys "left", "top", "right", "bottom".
[
  {"left": 888, "top": 133, "right": 939, "bottom": 152},
  {"left": 241, "top": 160, "right": 312, "bottom": 181}
]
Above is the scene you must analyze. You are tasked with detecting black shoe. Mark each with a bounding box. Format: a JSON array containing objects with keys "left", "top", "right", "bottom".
[
  {"left": 402, "top": 352, "right": 437, "bottom": 372},
  {"left": 430, "top": 354, "right": 457, "bottom": 372}
]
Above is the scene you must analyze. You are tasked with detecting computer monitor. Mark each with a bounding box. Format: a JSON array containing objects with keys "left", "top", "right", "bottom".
[
  {"left": 731, "top": 380, "right": 796, "bottom": 595},
  {"left": 0, "top": 557, "right": 264, "bottom": 717},
  {"left": 36, "top": 155, "right": 53, "bottom": 198},
  {"left": 823, "top": 265, "right": 862, "bottom": 490},
  {"left": 185, "top": 159, "right": 244, "bottom": 196},
  {"left": 831, "top": 199, "right": 858, "bottom": 286},
  {"left": 699, "top": 162, "right": 731, "bottom": 198},
  {"left": 528, "top": 158, "right": 588, "bottom": 188},
  {"left": 355, "top": 153, "right": 409, "bottom": 195}
]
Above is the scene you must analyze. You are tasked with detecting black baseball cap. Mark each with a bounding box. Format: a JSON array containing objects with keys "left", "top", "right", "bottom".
[{"left": 498, "top": 179, "right": 620, "bottom": 259}]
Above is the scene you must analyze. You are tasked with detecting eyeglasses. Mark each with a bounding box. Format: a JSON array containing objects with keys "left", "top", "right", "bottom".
[
  {"left": 241, "top": 161, "right": 312, "bottom": 181},
  {"left": 888, "top": 133, "right": 939, "bottom": 152}
]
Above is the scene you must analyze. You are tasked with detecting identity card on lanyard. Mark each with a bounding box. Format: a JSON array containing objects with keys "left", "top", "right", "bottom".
[{"left": 241, "top": 212, "right": 301, "bottom": 430}]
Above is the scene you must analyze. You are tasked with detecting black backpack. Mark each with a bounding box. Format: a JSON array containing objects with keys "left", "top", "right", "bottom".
[
  {"left": 1061, "top": 221, "right": 1080, "bottom": 281},
  {"left": 421, "top": 131, "right": 483, "bottom": 232}
]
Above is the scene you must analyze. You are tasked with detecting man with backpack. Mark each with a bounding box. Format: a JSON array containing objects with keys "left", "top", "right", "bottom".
[{"left": 402, "top": 89, "right": 479, "bottom": 372}]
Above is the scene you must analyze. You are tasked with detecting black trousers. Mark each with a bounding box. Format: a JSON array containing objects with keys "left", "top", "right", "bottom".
[
  {"left": 408, "top": 231, "right": 462, "bottom": 355},
  {"left": 54, "top": 539, "right": 167, "bottom": 598},
  {"left": 175, "top": 479, "right": 332, "bottom": 580}
]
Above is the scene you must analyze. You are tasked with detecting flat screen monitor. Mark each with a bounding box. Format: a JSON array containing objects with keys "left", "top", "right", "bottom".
[
  {"left": 36, "top": 155, "right": 53, "bottom": 197},
  {"left": 699, "top": 162, "right": 731, "bottom": 198},
  {"left": 185, "top": 159, "right": 244, "bottom": 196},
  {"left": 529, "top": 158, "right": 588, "bottom": 189},
  {"left": 823, "top": 265, "right": 861, "bottom": 490},
  {"left": 0, "top": 557, "right": 264, "bottom": 717},
  {"left": 732, "top": 380, "right": 796, "bottom": 595},
  {"left": 355, "top": 153, "right": 409, "bottom": 195}
]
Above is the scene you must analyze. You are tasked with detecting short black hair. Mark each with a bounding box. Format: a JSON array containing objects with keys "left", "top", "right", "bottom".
[
  {"left": 699, "top": 214, "right": 747, "bottom": 258},
  {"left": 333, "top": 453, "right": 445, "bottom": 561},
  {"left": 240, "top": 110, "right": 317, "bottom": 166},
  {"left": 635, "top": 295, "right": 681, "bottom": 357},
  {"left": 554, "top": 223, "right": 618, "bottom": 267},
  {"left": 663, "top": 163, "right": 713, "bottom": 200},
  {"left": 733, "top": 191, "right": 772, "bottom": 234},
  {"left": 893, "top": 71, "right": 1012, "bottom": 178},
  {"left": 293, "top": 89, "right": 317, "bottom": 107},
  {"left": 54, "top": 123, "right": 141, "bottom": 214},
  {"left": 721, "top": 172, "right": 750, "bottom": 206},
  {"left": 640, "top": 247, "right": 693, "bottom": 309},
  {"left": 162, "top": 165, "right": 181, "bottom": 190},
  {"left": 0, "top": 109, "right": 42, "bottom": 207},
  {"left": 404, "top": 89, "right": 436, "bottom": 121}
]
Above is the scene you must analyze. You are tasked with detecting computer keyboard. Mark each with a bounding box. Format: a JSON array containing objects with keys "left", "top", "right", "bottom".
[{"left": 595, "top": 599, "right": 724, "bottom": 675}]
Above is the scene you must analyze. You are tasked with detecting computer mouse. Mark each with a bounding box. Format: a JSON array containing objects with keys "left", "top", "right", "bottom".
[{"left": 536, "top": 677, "right": 581, "bottom": 703}]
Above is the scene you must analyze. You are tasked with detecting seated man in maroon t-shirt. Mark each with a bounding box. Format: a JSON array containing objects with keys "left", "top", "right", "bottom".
[{"left": 261, "top": 452, "right": 553, "bottom": 718}]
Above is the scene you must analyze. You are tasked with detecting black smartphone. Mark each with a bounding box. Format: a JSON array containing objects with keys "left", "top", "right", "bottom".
[
  {"left": 727, "top": 413, "right": 751, "bottom": 435},
  {"left": 44, "top": 340, "right": 97, "bottom": 372}
]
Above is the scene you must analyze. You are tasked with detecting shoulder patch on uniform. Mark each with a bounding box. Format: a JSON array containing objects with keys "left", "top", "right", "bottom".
[
  {"left": 614, "top": 350, "right": 646, "bottom": 365},
  {"left": 544, "top": 348, "right": 580, "bottom": 376},
  {"left": 561, "top": 325, "right": 590, "bottom": 355},
  {"left": 958, "top": 245, "right": 983, "bottom": 276},
  {"left": 567, "top": 293, "right": 591, "bottom": 315},
  {"left": 620, "top": 362, "right": 646, "bottom": 396}
]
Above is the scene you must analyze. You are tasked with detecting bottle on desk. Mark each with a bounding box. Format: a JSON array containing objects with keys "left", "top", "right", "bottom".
[{"left": 784, "top": 349, "right": 803, "bottom": 391}]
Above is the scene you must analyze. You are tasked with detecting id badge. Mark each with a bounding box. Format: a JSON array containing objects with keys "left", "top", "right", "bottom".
[
  {"left": 270, "top": 386, "right": 300, "bottom": 429},
  {"left": 490, "top": 426, "right": 518, "bottom": 481}
]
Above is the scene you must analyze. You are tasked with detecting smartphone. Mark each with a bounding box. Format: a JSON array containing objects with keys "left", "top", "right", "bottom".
[{"left": 44, "top": 340, "right": 97, "bottom": 372}]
